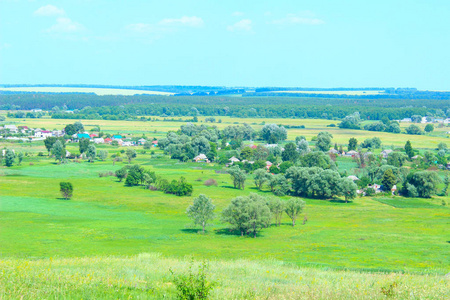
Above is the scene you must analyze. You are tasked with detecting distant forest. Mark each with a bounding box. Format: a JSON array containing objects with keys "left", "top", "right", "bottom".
[
  {"left": 1, "top": 84, "right": 450, "bottom": 99},
  {"left": 1, "top": 93, "right": 450, "bottom": 121}
]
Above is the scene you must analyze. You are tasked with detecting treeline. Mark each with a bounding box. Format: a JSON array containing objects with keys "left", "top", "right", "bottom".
[
  {"left": 2, "top": 94, "right": 450, "bottom": 121},
  {"left": 247, "top": 89, "right": 450, "bottom": 100}
]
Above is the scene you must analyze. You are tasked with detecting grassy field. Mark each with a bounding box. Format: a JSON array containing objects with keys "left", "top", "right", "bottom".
[
  {"left": 1, "top": 117, "right": 449, "bottom": 298},
  {"left": 3, "top": 115, "right": 449, "bottom": 148},
  {"left": 0, "top": 87, "right": 173, "bottom": 96},
  {"left": 2, "top": 254, "right": 448, "bottom": 299}
]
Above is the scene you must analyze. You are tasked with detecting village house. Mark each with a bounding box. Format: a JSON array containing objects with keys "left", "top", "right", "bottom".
[
  {"left": 229, "top": 156, "right": 240, "bottom": 164},
  {"left": 194, "top": 153, "right": 209, "bottom": 163},
  {"left": 4, "top": 125, "right": 18, "bottom": 133},
  {"left": 35, "top": 130, "right": 53, "bottom": 138},
  {"left": 345, "top": 150, "right": 358, "bottom": 157},
  {"left": 381, "top": 149, "right": 393, "bottom": 158},
  {"left": 93, "top": 137, "right": 104, "bottom": 144},
  {"left": 138, "top": 138, "right": 147, "bottom": 145},
  {"left": 329, "top": 148, "right": 339, "bottom": 155}
]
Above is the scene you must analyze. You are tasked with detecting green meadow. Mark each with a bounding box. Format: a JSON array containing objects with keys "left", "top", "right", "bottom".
[{"left": 1, "top": 117, "right": 449, "bottom": 298}]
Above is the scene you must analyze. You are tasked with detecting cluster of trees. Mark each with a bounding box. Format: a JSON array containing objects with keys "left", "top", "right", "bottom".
[
  {"left": 115, "top": 165, "right": 193, "bottom": 196},
  {"left": 348, "top": 139, "right": 445, "bottom": 198},
  {"left": 159, "top": 123, "right": 289, "bottom": 163},
  {"left": 187, "top": 193, "right": 306, "bottom": 237},
  {"left": 364, "top": 118, "right": 401, "bottom": 133}
]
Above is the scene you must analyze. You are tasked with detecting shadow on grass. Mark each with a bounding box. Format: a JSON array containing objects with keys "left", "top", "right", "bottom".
[
  {"left": 329, "top": 199, "right": 353, "bottom": 204},
  {"left": 56, "top": 198, "right": 71, "bottom": 201},
  {"left": 220, "top": 185, "right": 239, "bottom": 189},
  {"left": 180, "top": 229, "right": 201, "bottom": 234},
  {"left": 215, "top": 228, "right": 266, "bottom": 238}
]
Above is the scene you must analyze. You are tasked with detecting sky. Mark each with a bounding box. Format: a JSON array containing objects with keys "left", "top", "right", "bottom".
[{"left": 1, "top": 0, "right": 450, "bottom": 90}]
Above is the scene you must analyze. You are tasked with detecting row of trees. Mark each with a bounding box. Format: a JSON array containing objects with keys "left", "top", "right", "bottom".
[
  {"left": 187, "top": 194, "right": 306, "bottom": 237},
  {"left": 115, "top": 165, "right": 193, "bottom": 196}
]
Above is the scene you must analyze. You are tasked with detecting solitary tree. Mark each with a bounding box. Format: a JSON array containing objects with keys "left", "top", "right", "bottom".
[
  {"left": 228, "top": 165, "right": 247, "bottom": 190},
  {"left": 60, "top": 182, "right": 73, "bottom": 200},
  {"left": 316, "top": 131, "right": 333, "bottom": 152},
  {"left": 126, "top": 148, "right": 137, "bottom": 164},
  {"left": 284, "top": 198, "right": 306, "bottom": 227},
  {"left": 267, "top": 197, "right": 285, "bottom": 226},
  {"left": 221, "top": 194, "right": 271, "bottom": 237},
  {"left": 115, "top": 167, "right": 128, "bottom": 182},
  {"left": 79, "top": 138, "right": 90, "bottom": 154},
  {"left": 424, "top": 124, "right": 434, "bottom": 133},
  {"left": 4, "top": 149, "right": 16, "bottom": 167},
  {"left": 17, "top": 152, "right": 24, "bottom": 166},
  {"left": 97, "top": 150, "right": 108, "bottom": 161},
  {"left": 404, "top": 140, "right": 414, "bottom": 159},
  {"left": 348, "top": 138, "right": 358, "bottom": 151},
  {"left": 441, "top": 174, "right": 450, "bottom": 196},
  {"left": 87, "top": 144, "right": 97, "bottom": 163},
  {"left": 382, "top": 169, "right": 396, "bottom": 192},
  {"left": 186, "top": 194, "right": 215, "bottom": 234},
  {"left": 51, "top": 140, "right": 65, "bottom": 164},
  {"left": 339, "top": 178, "right": 358, "bottom": 203},
  {"left": 44, "top": 137, "right": 57, "bottom": 155},
  {"left": 253, "top": 168, "right": 268, "bottom": 190},
  {"left": 281, "top": 142, "right": 299, "bottom": 162}
]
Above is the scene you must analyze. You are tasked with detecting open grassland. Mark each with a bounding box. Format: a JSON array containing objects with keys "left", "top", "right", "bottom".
[
  {"left": 1, "top": 253, "right": 448, "bottom": 299},
  {"left": 3, "top": 115, "right": 450, "bottom": 148},
  {"left": 0, "top": 87, "right": 173, "bottom": 96},
  {"left": 1, "top": 152, "right": 449, "bottom": 275}
]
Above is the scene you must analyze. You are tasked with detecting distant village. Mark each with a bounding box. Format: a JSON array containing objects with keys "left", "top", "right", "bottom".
[{"left": 0, "top": 124, "right": 159, "bottom": 147}]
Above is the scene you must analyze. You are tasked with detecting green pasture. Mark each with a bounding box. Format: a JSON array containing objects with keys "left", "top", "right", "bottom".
[{"left": 1, "top": 153, "right": 449, "bottom": 274}]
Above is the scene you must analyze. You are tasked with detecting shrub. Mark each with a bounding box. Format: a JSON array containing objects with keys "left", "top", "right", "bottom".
[
  {"left": 204, "top": 179, "right": 218, "bottom": 186},
  {"left": 170, "top": 260, "right": 215, "bottom": 300},
  {"left": 365, "top": 187, "right": 376, "bottom": 196}
]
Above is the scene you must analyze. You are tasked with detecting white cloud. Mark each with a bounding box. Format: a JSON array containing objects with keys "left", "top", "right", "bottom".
[
  {"left": 227, "top": 19, "right": 252, "bottom": 32},
  {"left": 232, "top": 11, "right": 244, "bottom": 17},
  {"left": 34, "top": 4, "right": 65, "bottom": 17},
  {"left": 125, "top": 23, "right": 154, "bottom": 33},
  {"left": 46, "top": 17, "right": 85, "bottom": 33},
  {"left": 271, "top": 13, "right": 324, "bottom": 26},
  {"left": 158, "top": 16, "right": 204, "bottom": 28}
]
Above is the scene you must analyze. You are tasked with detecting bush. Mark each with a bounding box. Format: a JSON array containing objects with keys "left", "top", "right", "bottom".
[
  {"left": 204, "top": 179, "right": 218, "bottom": 186},
  {"left": 365, "top": 187, "right": 376, "bottom": 196},
  {"left": 170, "top": 260, "right": 215, "bottom": 300}
]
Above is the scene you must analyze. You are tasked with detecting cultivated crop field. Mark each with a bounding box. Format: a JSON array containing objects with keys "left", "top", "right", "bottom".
[
  {"left": 0, "top": 87, "right": 174, "bottom": 96},
  {"left": 1, "top": 116, "right": 449, "bottom": 299},
  {"left": 3, "top": 115, "right": 450, "bottom": 148}
]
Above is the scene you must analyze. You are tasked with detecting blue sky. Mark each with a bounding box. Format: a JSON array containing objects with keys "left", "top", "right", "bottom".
[{"left": 1, "top": 0, "right": 449, "bottom": 89}]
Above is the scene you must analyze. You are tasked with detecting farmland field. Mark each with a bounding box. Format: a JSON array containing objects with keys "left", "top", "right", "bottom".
[
  {"left": 266, "top": 90, "right": 386, "bottom": 95},
  {"left": 1, "top": 116, "right": 449, "bottom": 299},
  {"left": 3, "top": 115, "right": 449, "bottom": 148},
  {"left": 0, "top": 87, "right": 174, "bottom": 96}
]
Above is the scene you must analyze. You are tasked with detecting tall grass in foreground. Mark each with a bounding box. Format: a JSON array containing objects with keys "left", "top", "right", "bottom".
[{"left": 1, "top": 253, "right": 448, "bottom": 299}]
